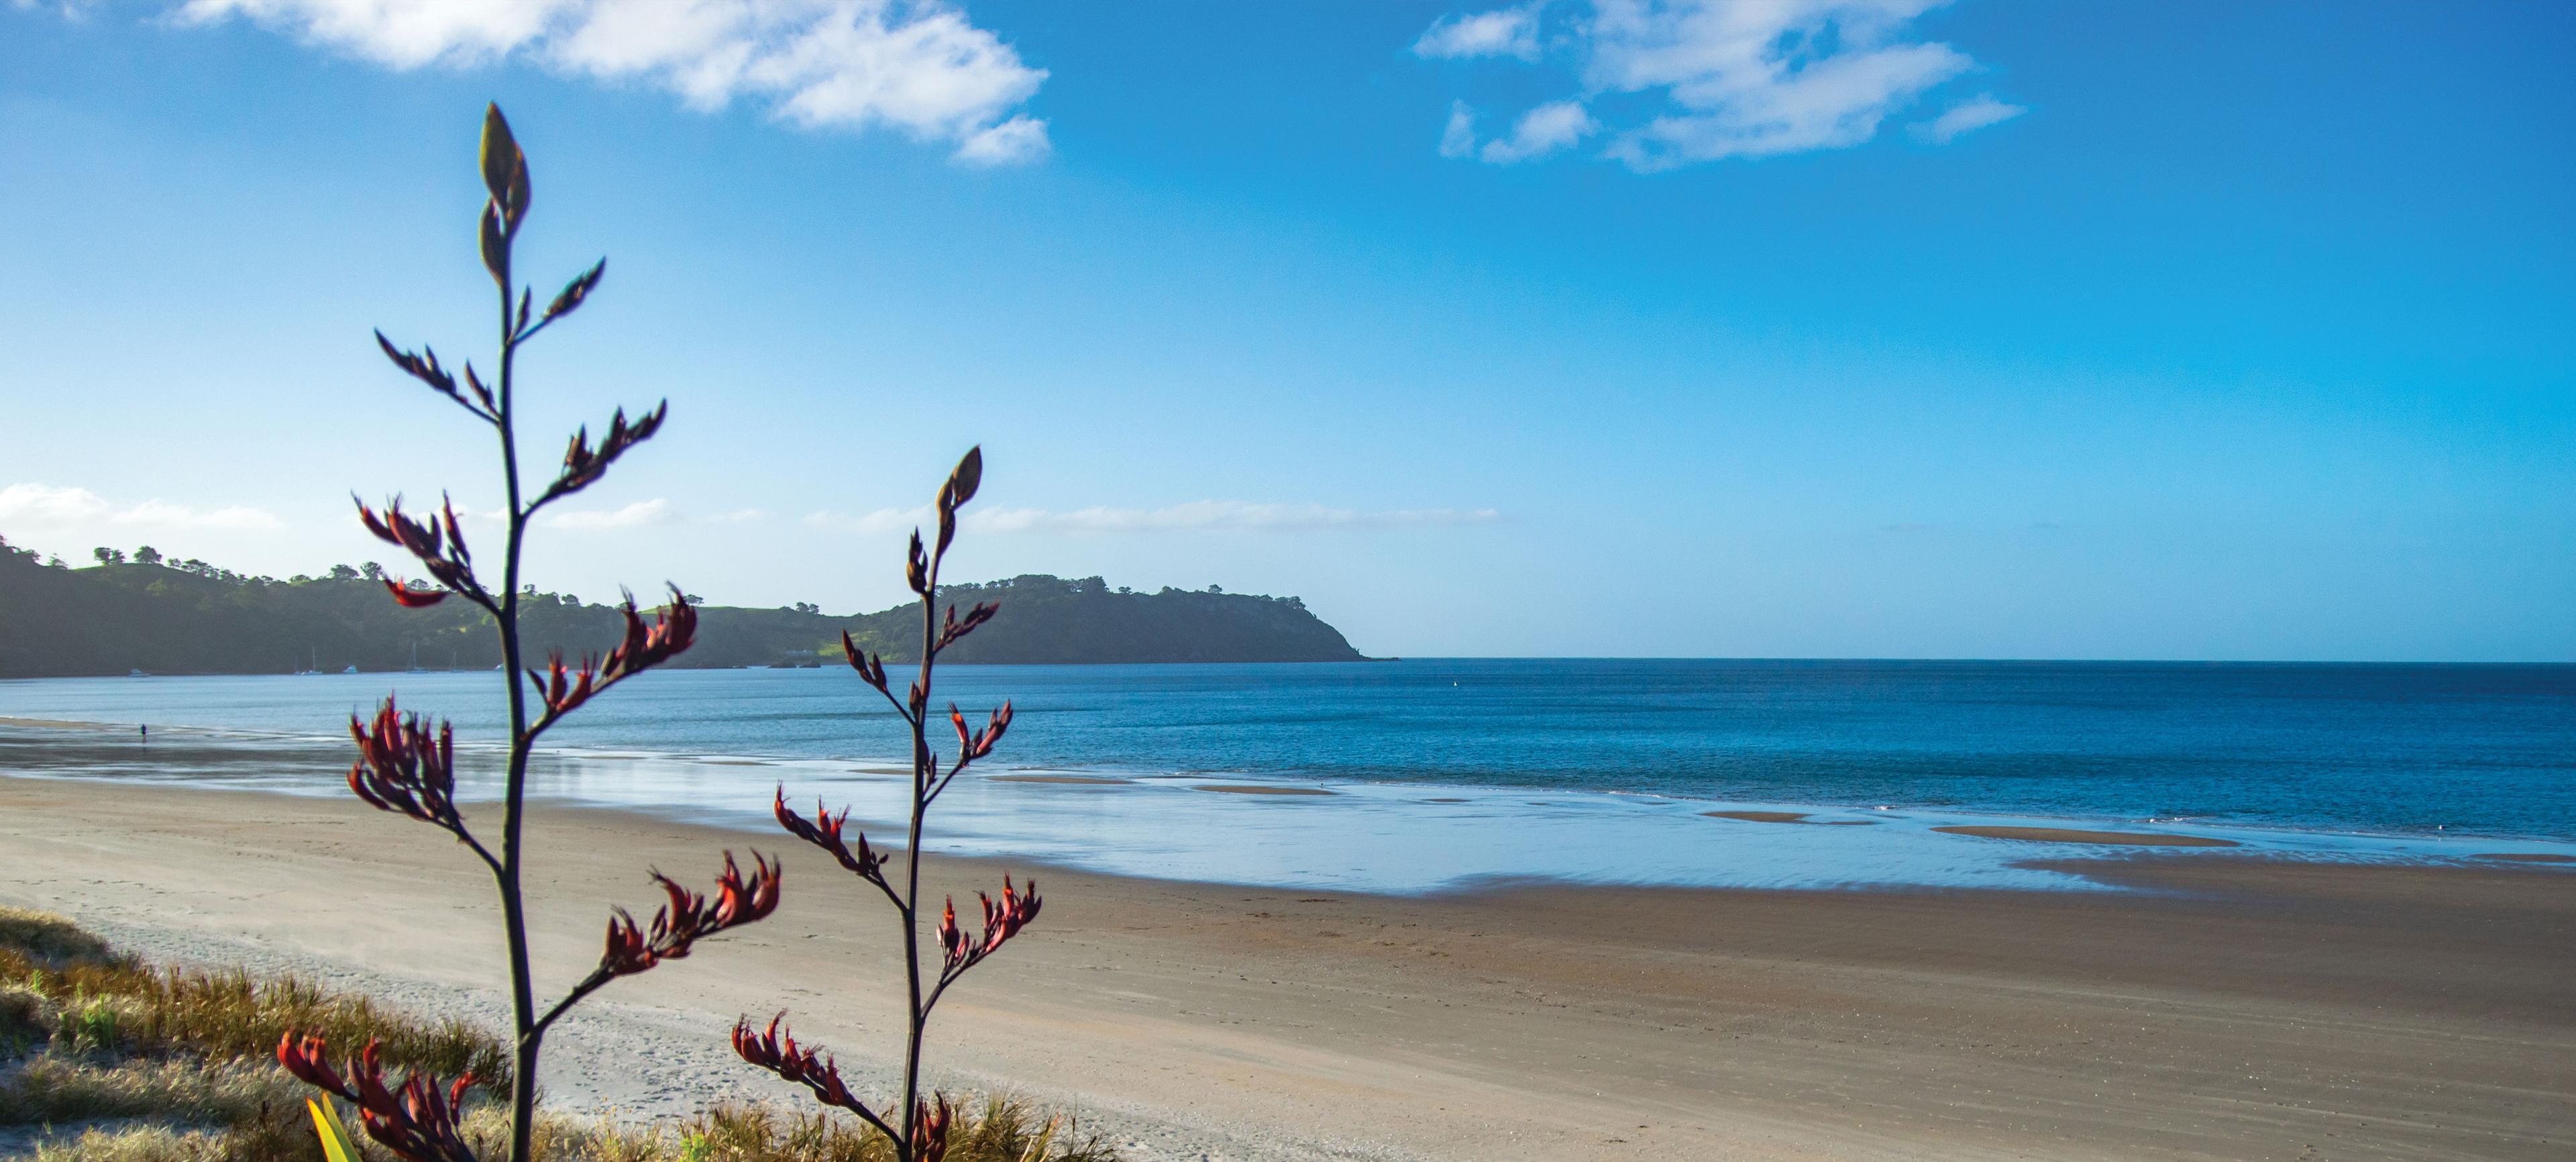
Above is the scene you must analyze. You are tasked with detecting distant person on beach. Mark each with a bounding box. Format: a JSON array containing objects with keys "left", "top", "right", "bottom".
[{"left": 139, "top": 724, "right": 148, "bottom": 742}]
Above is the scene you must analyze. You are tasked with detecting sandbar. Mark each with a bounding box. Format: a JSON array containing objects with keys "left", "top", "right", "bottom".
[
  {"left": 1192, "top": 784, "right": 1334, "bottom": 795},
  {"left": 989, "top": 775, "right": 1134, "bottom": 785}
]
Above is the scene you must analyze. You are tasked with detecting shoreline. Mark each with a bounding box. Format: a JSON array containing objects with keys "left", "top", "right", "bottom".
[
  {"left": 5, "top": 719, "right": 2574, "bottom": 882},
  {"left": 3, "top": 775, "right": 2571, "bottom": 1160}
]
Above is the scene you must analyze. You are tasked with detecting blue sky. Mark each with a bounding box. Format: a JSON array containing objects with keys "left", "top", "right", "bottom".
[{"left": 1, "top": 0, "right": 2569, "bottom": 660}]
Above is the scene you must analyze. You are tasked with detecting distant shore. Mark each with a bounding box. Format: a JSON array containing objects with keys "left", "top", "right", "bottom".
[{"left": 3, "top": 775, "right": 2569, "bottom": 1161}]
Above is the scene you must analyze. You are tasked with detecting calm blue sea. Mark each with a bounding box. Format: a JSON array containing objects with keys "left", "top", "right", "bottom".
[{"left": 5, "top": 661, "right": 2571, "bottom": 892}]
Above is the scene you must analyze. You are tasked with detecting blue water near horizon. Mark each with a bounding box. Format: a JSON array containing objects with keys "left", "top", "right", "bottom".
[{"left": 5, "top": 660, "right": 2572, "bottom": 892}]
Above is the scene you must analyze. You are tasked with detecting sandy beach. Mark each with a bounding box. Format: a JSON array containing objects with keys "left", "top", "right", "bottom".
[{"left": 1, "top": 774, "right": 2568, "bottom": 1161}]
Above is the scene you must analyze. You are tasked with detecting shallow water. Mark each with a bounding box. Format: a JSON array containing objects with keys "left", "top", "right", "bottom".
[{"left": 4, "top": 661, "right": 2571, "bottom": 893}]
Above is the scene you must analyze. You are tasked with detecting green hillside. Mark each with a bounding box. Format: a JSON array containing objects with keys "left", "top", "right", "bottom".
[{"left": 0, "top": 535, "right": 1365, "bottom": 677}]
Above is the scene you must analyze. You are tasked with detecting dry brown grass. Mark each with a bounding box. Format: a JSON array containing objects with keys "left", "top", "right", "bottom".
[
  {"left": 28, "top": 1123, "right": 246, "bottom": 1162},
  {"left": 0, "top": 908, "right": 125, "bottom": 969},
  {"left": 3, "top": 1055, "right": 305, "bottom": 1125},
  {"left": 123, "top": 970, "right": 506, "bottom": 1093},
  {"left": 4, "top": 982, "right": 54, "bottom": 1053},
  {"left": 0, "top": 910, "right": 1114, "bottom": 1162},
  {"left": 2, "top": 903, "right": 507, "bottom": 1162},
  {"left": 0, "top": 906, "right": 506, "bottom": 1095},
  {"left": 21, "top": 1106, "right": 315, "bottom": 1162},
  {"left": 24, "top": 1101, "right": 1112, "bottom": 1162},
  {"left": 661, "top": 1100, "right": 1114, "bottom": 1162}
]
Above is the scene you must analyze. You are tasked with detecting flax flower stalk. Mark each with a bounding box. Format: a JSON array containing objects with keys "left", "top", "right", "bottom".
[{"left": 280, "top": 104, "right": 775, "bottom": 1162}]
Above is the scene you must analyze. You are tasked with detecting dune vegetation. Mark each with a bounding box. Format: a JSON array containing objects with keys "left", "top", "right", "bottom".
[{"left": 0, "top": 907, "right": 1111, "bottom": 1162}]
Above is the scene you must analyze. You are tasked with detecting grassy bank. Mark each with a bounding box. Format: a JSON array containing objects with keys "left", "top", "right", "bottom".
[{"left": 0, "top": 908, "right": 1110, "bottom": 1162}]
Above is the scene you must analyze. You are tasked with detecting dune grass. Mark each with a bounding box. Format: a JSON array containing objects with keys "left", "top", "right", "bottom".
[{"left": 0, "top": 907, "right": 1114, "bottom": 1162}]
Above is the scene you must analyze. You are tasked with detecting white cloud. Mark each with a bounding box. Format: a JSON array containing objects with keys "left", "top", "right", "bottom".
[
  {"left": 0, "top": 483, "right": 283, "bottom": 529},
  {"left": 1414, "top": 5, "right": 1541, "bottom": 60},
  {"left": 1415, "top": 0, "right": 2011, "bottom": 172},
  {"left": 1479, "top": 99, "right": 1595, "bottom": 163},
  {"left": 953, "top": 115, "right": 1049, "bottom": 166},
  {"left": 0, "top": 484, "right": 111, "bottom": 523},
  {"left": 1911, "top": 92, "right": 2025, "bottom": 143},
  {"left": 546, "top": 497, "right": 678, "bottom": 529},
  {"left": 172, "top": 0, "right": 1049, "bottom": 164},
  {"left": 806, "top": 500, "right": 1503, "bottom": 535},
  {"left": 174, "top": 0, "right": 556, "bottom": 66},
  {"left": 804, "top": 505, "right": 926, "bottom": 533},
  {"left": 1438, "top": 100, "right": 1479, "bottom": 158}
]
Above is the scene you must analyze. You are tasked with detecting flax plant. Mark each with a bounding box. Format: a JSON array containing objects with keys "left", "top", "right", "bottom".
[
  {"left": 738, "top": 450, "right": 1044, "bottom": 1162},
  {"left": 274, "top": 105, "right": 780, "bottom": 1162}
]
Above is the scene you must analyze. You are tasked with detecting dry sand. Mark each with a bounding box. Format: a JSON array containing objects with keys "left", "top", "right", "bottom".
[{"left": 1, "top": 777, "right": 2569, "bottom": 1161}]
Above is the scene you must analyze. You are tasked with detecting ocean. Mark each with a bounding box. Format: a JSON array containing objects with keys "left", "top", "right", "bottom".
[{"left": 4, "top": 660, "right": 2571, "bottom": 892}]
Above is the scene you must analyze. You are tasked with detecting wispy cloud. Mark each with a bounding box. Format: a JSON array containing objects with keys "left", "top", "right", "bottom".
[
  {"left": 804, "top": 505, "right": 928, "bottom": 534},
  {"left": 806, "top": 500, "right": 1504, "bottom": 535},
  {"left": 544, "top": 498, "right": 679, "bottom": 529},
  {"left": 1910, "top": 93, "right": 2025, "bottom": 143},
  {"left": 0, "top": 483, "right": 283, "bottom": 529},
  {"left": 11, "top": 0, "right": 103, "bottom": 17},
  {"left": 0, "top": 484, "right": 108, "bottom": 524},
  {"left": 1421, "top": 0, "right": 2017, "bottom": 172},
  {"left": 1479, "top": 99, "right": 1595, "bottom": 163},
  {"left": 1438, "top": 100, "right": 1480, "bottom": 158},
  {"left": 169, "top": 0, "right": 1050, "bottom": 165},
  {"left": 1414, "top": 5, "right": 1541, "bottom": 61}
]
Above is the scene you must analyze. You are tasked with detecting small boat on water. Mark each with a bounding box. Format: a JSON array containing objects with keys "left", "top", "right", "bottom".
[{"left": 127, "top": 668, "right": 150, "bottom": 678}]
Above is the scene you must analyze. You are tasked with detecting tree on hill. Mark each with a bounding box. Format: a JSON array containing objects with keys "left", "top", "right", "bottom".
[{"left": 0, "top": 541, "right": 1365, "bottom": 677}]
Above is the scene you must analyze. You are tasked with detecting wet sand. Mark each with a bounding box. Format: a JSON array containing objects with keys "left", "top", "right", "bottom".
[
  {"left": 0, "top": 716, "right": 132, "bottom": 731},
  {"left": 1191, "top": 784, "right": 1335, "bottom": 795},
  {"left": 989, "top": 775, "right": 1135, "bottom": 785},
  {"left": 1933, "top": 824, "right": 2243, "bottom": 847},
  {"left": 1, "top": 777, "right": 2569, "bottom": 1161}
]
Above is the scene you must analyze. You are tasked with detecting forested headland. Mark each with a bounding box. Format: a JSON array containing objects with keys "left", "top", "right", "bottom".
[{"left": 0, "top": 535, "right": 1366, "bottom": 677}]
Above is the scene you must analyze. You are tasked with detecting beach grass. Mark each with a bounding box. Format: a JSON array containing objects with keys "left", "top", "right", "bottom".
[{"left": 0, "top": 907, "right": 1114, "bottom": 1162}]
